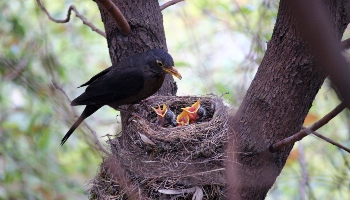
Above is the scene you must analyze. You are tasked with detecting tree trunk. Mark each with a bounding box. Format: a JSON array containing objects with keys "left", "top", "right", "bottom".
[{"left": 228, "top": 0, "right": 350, "bottom": 199}]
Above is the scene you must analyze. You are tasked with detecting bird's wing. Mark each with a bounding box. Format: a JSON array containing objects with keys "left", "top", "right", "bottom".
[
  {"left": 71, "top": 67, "right": 144, "bottom": 106},
  {"left": 78, "top": 66, "right": 112, "bottom": 88}
]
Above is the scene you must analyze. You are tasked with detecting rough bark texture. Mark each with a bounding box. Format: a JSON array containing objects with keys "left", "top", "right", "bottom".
[{"left": 228, "top": 0, "right": 350, "bottom": 199}]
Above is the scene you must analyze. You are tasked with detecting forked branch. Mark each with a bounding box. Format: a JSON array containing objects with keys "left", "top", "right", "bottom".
[
  {"left": 36, "top": 0, "right": 106, "bottom": 38},
  {"left": 270, "top": 102, "right": 346, "bottom": 152}
]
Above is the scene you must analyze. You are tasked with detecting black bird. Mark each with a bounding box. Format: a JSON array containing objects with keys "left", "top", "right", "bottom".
[
  {"left": 152, "top": 104, "right": 177, "bottom": 127},
  {"left": 61, "top": 49, "right": 182, "bottom": 145}
]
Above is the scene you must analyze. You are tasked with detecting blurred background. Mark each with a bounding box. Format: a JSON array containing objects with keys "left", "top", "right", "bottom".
[{"left": 1, "top": 0, "right": 349, "bottom": 199}]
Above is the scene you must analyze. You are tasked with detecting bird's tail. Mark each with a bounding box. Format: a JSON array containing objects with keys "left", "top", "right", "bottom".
[{"left": 61, "top": 105, "right": 102, "bottom": 145}]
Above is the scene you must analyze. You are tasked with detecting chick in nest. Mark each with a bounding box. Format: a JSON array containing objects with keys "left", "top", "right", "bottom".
[
  {"left": 181, "top": 98, "right": 206, "bottom": 123},
  {"left": 176, "top": 110, "right": 190, "bottom": 126},
  {"left": 152, "top": 104, "right": 177, "bottom": 127}
]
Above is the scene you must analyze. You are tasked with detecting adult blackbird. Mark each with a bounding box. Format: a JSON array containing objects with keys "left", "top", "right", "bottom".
[
  {"left": 152, "top": 104, "right": 177, "bottom": 127},
  {"left": 61, "top": 49, "right": 182, "bottom": 145},
  {"left": 182, "top": 98, "right": 206, "bottom": 123}
]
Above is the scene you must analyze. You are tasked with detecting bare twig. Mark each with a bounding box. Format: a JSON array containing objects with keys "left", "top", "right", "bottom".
[
  {"left": 312, "top": 131, "right": 350, "bottom": 153},
  {"left": 52, "top": 81, "right": 110, "bottom": 155},
  {"left": 298, "top": 142, "right": 308, "bottom": 200},
  {"left": 270, "top": 102, "right": 346, "bottom": 152},
  {"left": 36, "top": 0, "right": 106, "bottom": 38},
  {"left": 160, "top": 0, "right": 184, "bottom": 11},
  {"left": 96, "top": 0, "right": 131, "bottom": 36}
]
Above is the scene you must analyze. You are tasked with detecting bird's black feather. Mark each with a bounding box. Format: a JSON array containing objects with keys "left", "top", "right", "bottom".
[{"left": 71, "top": 68, "right": 144, "bottom": 106}]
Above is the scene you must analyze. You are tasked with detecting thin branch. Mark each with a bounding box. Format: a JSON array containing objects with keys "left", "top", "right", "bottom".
[
  {"left": 270, "top": 102, "right": 346, "bottom": 152},
  {"left": 312, "top": 130, "right": 350, "bottom": 153},
  {"left": 160, "top": 0, "right": 184, "bottom": 11},
  {"left": 36, "top": 0, "right": 106, "bottom": 38},
  {"left": 96, "top": 0, "right": 131, "bottom": 36},
  {"left": 52, "top": 81, "right": 110, "bottom": 155}
]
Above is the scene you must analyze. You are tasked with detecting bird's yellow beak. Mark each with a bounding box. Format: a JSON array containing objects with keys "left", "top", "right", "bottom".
[
  {"left": 163, "top": 66, "right": 182, "bottom": 80},
  {"left": 152, "top": 104, "right": 168, "bottom": 117},
  {"left": 176, "top": 110, "right": 189, "bottom": 126}
]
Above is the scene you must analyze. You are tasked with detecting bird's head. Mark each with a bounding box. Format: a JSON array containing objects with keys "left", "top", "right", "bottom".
[{"left": 146, "top": 49, "right": 182, "bottom": 80}]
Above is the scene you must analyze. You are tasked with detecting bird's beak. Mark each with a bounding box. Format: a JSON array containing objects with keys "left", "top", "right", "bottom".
[
  {"left": 176, "top": 110, "right": 190, "bottom": 126},
  {"left": 152, "top": 104, "right": 167, "bottom": 117},
  {"left": 163, "top": 66, "right": 182, "bottom": 80}
]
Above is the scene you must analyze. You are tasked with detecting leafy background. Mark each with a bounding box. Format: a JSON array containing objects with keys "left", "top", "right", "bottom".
[{"left": 1, "top": 0, "right": 349, "bottom": 199}]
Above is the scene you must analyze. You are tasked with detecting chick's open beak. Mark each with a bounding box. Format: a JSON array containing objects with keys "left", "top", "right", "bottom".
[{"left": 163, "top": 66, "right": 182, "bottom": 80}]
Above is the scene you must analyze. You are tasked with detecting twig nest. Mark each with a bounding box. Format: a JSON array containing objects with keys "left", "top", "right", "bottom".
[{"left": 91, "top": 95, "right": 231, "bottom": 199}]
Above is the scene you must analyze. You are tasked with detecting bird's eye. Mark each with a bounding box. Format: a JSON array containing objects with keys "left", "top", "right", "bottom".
[{"left": 156, "top": 60, "right": 164, "bottom": 67}]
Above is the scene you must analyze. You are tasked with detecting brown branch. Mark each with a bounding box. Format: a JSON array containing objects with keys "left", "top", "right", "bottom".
[
  {"left": 36, "top": 0, "right": 106, "bottom": 38},
  {"left": 270, "top": 102, "right": 346, "bottom": 152},
  {"left": 312, "top": 130, "right": 350, "bottom": 153},
  {"left": 160, "top": 0, "right": 184, "bottom": 11},
  {"left": 52, "top": 81, "right": 110, "bottom": 155},
  {"left": 96, "top": 0, "right": 131, "bottom": 36}
]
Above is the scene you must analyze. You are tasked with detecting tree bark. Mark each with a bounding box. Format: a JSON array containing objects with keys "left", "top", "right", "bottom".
[{"left": 228, "top": 0, "right": 350, "bottom": 199}]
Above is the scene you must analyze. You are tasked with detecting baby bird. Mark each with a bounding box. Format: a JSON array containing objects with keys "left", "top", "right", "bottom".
[{"left": 152, "top": 104, "right": 177, "bottom": 127}]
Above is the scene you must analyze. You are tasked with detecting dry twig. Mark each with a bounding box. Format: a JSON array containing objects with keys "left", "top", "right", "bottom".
[
  {"left": 270, "top": 102, "right": 346, "bottom": 152},
  {"left": 160, "top": 0, "right": 184, "bottom": 11},
  {"left": 36, "top": 0, "right": 106, "bottom": 38},
  {"left": 52, "top": 81, "right": 110, "bottom": 155},
  {"left": 312, "top": 131, "right": 350, "bottom": 153},
  {"left": 96, "top": 0, "right": 131, "bottom": 36}
]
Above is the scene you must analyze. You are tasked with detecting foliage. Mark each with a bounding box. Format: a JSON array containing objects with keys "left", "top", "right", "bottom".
[{"left": 0, "top": 0, "right": 349, "bottom": 199}]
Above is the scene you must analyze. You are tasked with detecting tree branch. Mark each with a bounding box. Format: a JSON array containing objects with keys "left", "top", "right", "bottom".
[
  {"left": 270, "top": 102, "right": 346, "bottom": 152},
  {"left": 52, "top": 81, "right": 110, "bottom": 156},
  {"left": 96, "top": 0, "right": 131, "bottom": 36},
  {"left": 36, "top": 0, "right": 106, "bottom": 38},
  {"left": 160, "top": 0, "right": 184, "bottom": 11},
  {"left": 312, "top": 130, "right": 350, "bottom": 153}
]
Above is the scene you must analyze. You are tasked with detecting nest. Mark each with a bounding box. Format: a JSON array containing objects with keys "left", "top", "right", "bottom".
[{"left": 89, "top": 95, "right": 230, "bottom": 199}]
